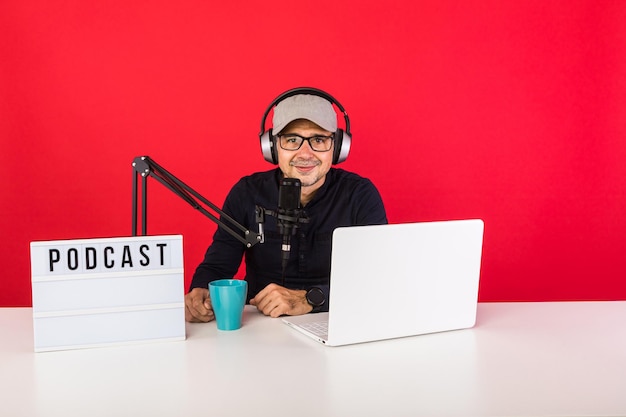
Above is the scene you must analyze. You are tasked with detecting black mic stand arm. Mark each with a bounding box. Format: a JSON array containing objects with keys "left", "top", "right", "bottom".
[{"left": 132, "top": 155, "right": 265, "bottom": 248}]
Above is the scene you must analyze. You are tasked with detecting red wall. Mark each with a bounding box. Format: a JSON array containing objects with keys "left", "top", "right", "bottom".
[{"left": 1, "top": 0, "right": 625, "bottom": 306}]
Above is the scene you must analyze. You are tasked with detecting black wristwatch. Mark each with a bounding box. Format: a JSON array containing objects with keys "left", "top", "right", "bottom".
[{"left": 305, "top": 287, "right": 326, "bottom": 313}]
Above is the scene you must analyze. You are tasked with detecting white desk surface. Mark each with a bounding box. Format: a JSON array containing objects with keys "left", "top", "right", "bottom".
[{"left": 1, "top": 302, "right": 625, "bottom": 417}]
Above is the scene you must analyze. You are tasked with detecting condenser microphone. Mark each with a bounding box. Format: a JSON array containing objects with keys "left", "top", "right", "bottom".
[{"left": 277, "top": 178, "right": 302, "bottom": 273}]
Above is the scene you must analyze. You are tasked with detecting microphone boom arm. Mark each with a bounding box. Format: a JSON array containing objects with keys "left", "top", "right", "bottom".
[{"left": 132, "top": 155, "right": 264, "bottom": 247}]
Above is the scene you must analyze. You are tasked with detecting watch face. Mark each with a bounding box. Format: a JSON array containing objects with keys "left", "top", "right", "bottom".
[{"left": 307, "top": 288, "right": 325, "bottom": 306}]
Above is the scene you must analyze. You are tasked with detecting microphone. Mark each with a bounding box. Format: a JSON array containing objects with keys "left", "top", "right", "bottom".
[{"left": 277, "top": 178, "right": 302, "bottom": 274}]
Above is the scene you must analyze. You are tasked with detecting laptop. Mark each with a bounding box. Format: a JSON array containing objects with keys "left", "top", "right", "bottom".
[{"left": 282, "top": 219, "right": 484, "bottom": 346}]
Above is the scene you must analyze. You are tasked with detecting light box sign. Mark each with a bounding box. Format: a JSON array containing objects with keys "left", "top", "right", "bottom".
[{"left": 30, "top": 235, "right": 185, "bottom": 352}]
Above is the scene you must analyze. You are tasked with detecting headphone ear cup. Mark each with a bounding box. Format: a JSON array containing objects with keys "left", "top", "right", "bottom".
[
  {"left": 333, "top": 129, "right": 351, "bottom": 164},
  {"left": 260, "top": 129, "right": 278, "bottom": 164}
]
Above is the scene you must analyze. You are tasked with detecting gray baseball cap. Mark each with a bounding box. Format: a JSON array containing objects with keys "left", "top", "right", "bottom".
[{"left": 272, "top": 94, "right": 337, "bottom": 135}]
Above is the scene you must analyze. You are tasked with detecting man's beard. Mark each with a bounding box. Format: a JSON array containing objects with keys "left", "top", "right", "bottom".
[{"left": 299, "top": 175, "right": 324, "bottom": 188}]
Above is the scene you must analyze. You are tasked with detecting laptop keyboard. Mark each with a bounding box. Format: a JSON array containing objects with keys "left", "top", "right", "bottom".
[{"left": 300, "top": 320, "right": 328, "bottom": 339}]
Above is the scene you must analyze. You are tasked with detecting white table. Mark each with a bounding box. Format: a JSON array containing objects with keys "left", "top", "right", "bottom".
[{"left": 1, "top": 302, "right": 625, "bottom": 417}]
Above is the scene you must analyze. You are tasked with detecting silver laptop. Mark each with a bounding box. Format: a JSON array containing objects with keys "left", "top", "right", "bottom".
[{"left": 282, "top": 219, "right": 484, "bottom": 346}]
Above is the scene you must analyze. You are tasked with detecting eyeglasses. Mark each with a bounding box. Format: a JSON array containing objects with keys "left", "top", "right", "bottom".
[{"left": 276, "top": 133, "right": 334, "bottom": 152}]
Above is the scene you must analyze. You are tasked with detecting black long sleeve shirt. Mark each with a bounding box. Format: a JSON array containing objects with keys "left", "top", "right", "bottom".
[{"left": 190, "top": 167, "right": 388, "bottom": 311}]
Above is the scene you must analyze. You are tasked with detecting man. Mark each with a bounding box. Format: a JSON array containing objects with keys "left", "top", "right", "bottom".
[{"left": 185, "top": 88, "right": 387, "bottom": 322}]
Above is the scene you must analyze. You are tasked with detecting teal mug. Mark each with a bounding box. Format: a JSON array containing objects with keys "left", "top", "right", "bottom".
[{"left": 208, "top": 279, "right": 248, "bottom": 331}]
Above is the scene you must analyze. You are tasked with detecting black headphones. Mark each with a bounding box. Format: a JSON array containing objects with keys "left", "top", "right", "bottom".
[{"left": 259, "top": 87, "right": 352, "bottom": 165}]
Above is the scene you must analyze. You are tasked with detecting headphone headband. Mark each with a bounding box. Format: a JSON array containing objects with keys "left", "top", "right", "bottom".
[{"left": 258, "top": 87, "right": 351, "bottom": 137}]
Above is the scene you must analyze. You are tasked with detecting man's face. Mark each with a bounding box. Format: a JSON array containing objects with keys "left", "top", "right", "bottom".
[{"left": 276, "top": 119, "right": 334, "bottom": 190}]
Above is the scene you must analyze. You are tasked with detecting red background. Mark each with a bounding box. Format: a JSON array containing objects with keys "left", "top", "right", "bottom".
[{"left": 1, "top": 0, "right": 625, "bottom": 307}]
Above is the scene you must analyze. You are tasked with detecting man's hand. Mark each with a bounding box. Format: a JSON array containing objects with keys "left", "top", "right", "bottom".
[
  {"left": 250, "top": 283, "right": 312, "bottom": 318},
  {"left": 185, "top": 287, "right": 215, "bottom": 323}
]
